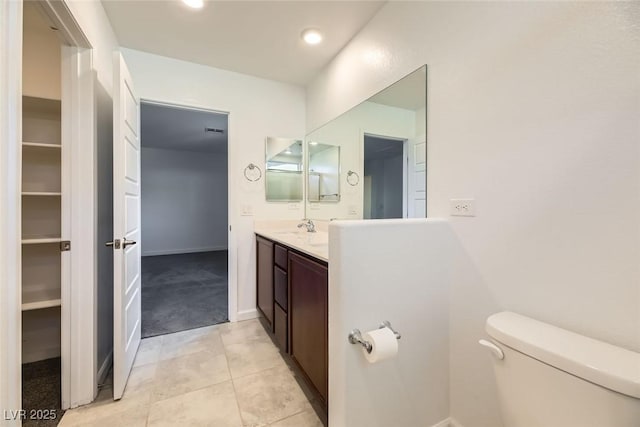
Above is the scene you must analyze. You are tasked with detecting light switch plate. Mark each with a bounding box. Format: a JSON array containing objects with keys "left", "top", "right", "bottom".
[
  {"left": 348, "top": 205, "right": 358, "bottom": 215},
  {"left": 241, "top": 204, "right": 253, "bottom": 216},
  {"left": 288, "top": 203, "right": 299, "bottom": 210},
  {"left": 450, "top": 199, "right": 476, "bottom": 217},
  {"left": 310, "top": 203, "right": 320, "bottom": 210}
]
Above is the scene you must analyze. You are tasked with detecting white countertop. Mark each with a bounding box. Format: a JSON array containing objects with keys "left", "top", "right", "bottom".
[{"left": 254, "top": 220, "right": 328, "bottom": 262}]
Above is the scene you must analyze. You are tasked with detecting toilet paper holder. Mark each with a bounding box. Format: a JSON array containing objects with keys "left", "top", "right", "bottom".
[{"left": 348, "top": 321, "right": 401, "bottom": 353}]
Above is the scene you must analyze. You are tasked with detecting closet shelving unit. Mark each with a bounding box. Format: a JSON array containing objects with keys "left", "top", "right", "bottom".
[{"left": 21, "top": 95, "right": 64, "bottom": 363}]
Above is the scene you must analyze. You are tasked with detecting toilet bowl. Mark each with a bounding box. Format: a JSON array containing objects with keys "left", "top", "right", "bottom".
[{"left": 482, "top": 312, "right": 640, "bottom": 427}]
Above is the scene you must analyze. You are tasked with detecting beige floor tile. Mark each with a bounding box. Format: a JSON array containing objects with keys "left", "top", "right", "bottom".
[
  {"left": 160, "top": 325, "right": 225, "bottom": 361},
  {"left": 73, "top": 405, "right": 149, "bottom": 427},
  {"left": 225, "top": 336, "right": 286, "bottom": 379},
  {"left": 234, "top": 365, "right": 312, "bottom": 427},
  {"left": 59, "top": 387, "right": 152, "bottom": 426},
  {"left": 124, "top": 363, "right": 157, "bottom": 396},
  {"left": 147, "top": 381, "right": 242, "bottom": 427},
  {"left": 152, "top": 350, "right": 230, "bottom": 402},
  {"left": 269, "top": 410, "right": 324, "bottom": 427},
  {"left": 133, "top": 335, "right": 163, "bottom": 367},
  {"left": 220, "top": 319, "right": 269, "bottom": 347}
]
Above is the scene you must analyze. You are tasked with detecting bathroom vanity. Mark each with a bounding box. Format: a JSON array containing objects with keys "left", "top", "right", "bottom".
[{"left": 255, "top": 227, "right": 328, "bottom": 407}]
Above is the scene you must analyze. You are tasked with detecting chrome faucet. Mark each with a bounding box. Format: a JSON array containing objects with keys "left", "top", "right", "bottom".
[{"left": 297, "top": 219, "right": 316, "bottom": 233}]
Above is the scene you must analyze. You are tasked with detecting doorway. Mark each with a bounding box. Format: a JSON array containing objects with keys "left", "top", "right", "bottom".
[
  {"left": 139, "top": 102, "right": 229, "bottom": 338},
  {"left": 363, "top": 134, "right": 406, "bottom": 219}
]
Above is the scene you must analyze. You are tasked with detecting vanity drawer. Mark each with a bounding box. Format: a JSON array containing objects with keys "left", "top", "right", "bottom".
[
  {"left": 274, "top": 303, "right": 288, "bottom": 353},
  {"left": 274, "top": 266, "right": 288, "bottom": 310},
  {"left": 275, "top": 244, "right": 288, "bottom": 271}
]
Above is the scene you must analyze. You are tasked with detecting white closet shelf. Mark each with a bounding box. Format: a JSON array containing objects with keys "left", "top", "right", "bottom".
[
  {"left": 22, "top": 237, "right": 62, "bottom": 245},
  {"left": 22, "top": 142, "right": 61, "bottom": 149},
  {"left": 22, "top": 192, "right": 62, "bottom": 196},
  {"left": 22, "top": 288, "right": 61, "bottom": 311}
]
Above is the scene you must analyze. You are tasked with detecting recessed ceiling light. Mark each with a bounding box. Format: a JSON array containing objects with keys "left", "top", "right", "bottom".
[
  {"left": 309, "top": 141, "right": 318, "bottom": 145},
  {"left": 182, "top": 0, "right": 204, "bottom": 9},
  {"left": 302, "top": 29, "right": 323, "bottom": 45}
]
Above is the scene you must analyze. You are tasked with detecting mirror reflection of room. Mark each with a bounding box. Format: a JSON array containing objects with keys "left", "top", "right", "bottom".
[
  {"left": 307, "top": 142, "right": 340, "bottom": 203},
  {"left": 363, "top": 135, "right": 404, "bottom": 219},
  {"left": 265, "top": 137, "right": 303, "bottom": 202},
  {"left": 304, "top": 65, "right": 426, "bottom": 220}
]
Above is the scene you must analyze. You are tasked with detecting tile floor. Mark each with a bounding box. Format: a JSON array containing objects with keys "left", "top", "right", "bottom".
[{"left": 58, "top": 319, "right": 324, "bottom": 427}]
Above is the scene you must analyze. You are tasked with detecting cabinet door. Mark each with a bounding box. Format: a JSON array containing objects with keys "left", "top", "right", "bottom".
[
  {"left": 289, "top": 251, "right": 328, "bottom": 402},
  {"left": 256, "top": 236, "right": 274, "bottom": 326}
]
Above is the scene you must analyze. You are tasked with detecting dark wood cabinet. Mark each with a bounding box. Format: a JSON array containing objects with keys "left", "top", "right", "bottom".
[
  {"left": 256, "top": 236, "right": 274, "bottom": 327},
  {"left": 274, "top": 244, "right": 288, "bottom": 270},
  {"left": 274, "top": 303, "right": 288, "bottom": 352},
  {"left": 255, "top": 234, "right": 328, "bottom": 410},
  {"left": 274, "top": 266, "right": 288, "bottom": 310},
  {"left": 289, "top": 251, "right": 328, "bottom": 403}
]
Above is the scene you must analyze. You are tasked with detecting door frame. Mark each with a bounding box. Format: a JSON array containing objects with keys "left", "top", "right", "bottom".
[
  {"left": 0, "top": 0, "right": 96, "bottom": 416},
  {"left": 361, "top": 132, "right": 409, "bottom": 218},
  {"left": 138, "top": 98, "right": 235, "bottom": 323},
  {"left": 0, "top": 1, "right": 24, "bottom": 421}
]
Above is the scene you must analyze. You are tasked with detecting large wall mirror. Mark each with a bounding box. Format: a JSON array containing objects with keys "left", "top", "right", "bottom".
[
  {"left": 265, "top": 137, "right": 303, "bottom": 202},
  {"left": 304, "top": 65, "right": 427, "bottom": 220}
]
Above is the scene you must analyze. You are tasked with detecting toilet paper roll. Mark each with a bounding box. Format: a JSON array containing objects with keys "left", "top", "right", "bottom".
[{"left": 362, "top": 327, "right": 398, "bottom": 363}]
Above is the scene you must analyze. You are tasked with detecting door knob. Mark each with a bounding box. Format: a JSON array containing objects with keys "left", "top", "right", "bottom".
[
  {"left": 105, "top": 239, "right": 121, "bottom": 249},
  {"left": 122, "top": 239, "right": 137, "bottom": 248}
]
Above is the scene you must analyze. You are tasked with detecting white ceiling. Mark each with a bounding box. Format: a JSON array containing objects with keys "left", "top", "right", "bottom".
[
  {"left": 101, "top": 0, "right": 386, "bottom": 86},
  {"left": 141, "top": 102, "right": 228, "bottom": 153}
]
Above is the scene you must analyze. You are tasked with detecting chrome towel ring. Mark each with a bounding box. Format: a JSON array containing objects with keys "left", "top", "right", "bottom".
[{"left": 244, "top": 163, "right": 262, "bottom": 182}]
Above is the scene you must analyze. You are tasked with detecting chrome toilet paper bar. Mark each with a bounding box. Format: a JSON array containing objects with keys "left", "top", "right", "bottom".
[{"left": 348, "top": 321, "right": 401, "bottom": 353}]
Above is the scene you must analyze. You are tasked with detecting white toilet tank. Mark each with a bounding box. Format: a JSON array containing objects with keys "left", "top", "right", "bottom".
[{"left": 483, "top": 312, "right": 640, "bottom": 427}]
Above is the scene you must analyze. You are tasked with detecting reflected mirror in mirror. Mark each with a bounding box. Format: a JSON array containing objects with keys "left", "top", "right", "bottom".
[
  {"left": 265, "top": 137, "right": 303, "bottom": 202},
  {"left": 304, "top": 65, "right": 426, "bottom": 220},
  {"left": 307, "top": 142, "right": 340, "bottom": 203}
]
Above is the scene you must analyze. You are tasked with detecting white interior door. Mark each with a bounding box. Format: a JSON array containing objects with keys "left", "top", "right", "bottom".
[
  {"left": 407, "top": 134, "right": 426, "bottom": 217},
  {"left": 111, "top": 52, "right": 141, "bottom": 400}
]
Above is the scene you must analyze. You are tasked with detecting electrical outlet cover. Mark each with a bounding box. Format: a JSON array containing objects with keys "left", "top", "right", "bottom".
[{"left": 450, "top": 199, "right": 475, "bottom": 217}]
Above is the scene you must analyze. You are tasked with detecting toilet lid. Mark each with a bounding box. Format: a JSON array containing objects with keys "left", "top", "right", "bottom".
[{"left": 486, "top": 311, "right": 640, "bottom": 399}]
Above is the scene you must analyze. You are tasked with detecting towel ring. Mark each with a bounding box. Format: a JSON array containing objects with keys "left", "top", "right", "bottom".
[
  {"left": 347, "top": 170, "right": 360, "bottom": 186},
  {"left": 244, "top": 163, "right": 262, "bottom": 182}
]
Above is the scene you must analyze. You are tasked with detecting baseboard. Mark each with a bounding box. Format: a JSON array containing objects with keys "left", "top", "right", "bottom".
[
  {"left": 447, "top": 417, "right": 465, "bottom": 427},
  {"left": 97, "top": 351, "right": 113, "bottom": 387},
  {"left": 142, "top": 246, "right": 228, "bottom": 257},
  {"left": 236, "top": 308, "right": 259, "bottom": 321}
]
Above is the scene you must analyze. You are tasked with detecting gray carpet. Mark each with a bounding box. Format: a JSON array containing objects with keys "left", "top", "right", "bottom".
[
  {"left": 22, "top": 358, "right": 64, "bottom": 427},
  {"left": 141, "top": 251, "right": 228, "bottom": 338}
]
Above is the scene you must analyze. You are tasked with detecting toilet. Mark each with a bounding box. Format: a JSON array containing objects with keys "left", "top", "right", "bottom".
[{"left": 481, "top": 311, "right": 640, "bottom": 427}]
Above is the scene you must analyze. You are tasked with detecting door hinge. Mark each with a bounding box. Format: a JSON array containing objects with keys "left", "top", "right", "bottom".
[{"left": 60, "top": 240, "right": 71, "bottom": 252}]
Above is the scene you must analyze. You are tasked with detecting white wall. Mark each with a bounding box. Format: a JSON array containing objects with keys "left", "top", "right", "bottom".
[
  {"left": 121, "top": 48, "right": 306, "bottom": 320},
  {"left": 22, "top": 3, "right": 60, "bottom": 100},
  {"left": 141, "top": 147, "right": 228, "bottom": 256},
  {"left": 307, "top": 101, "right": 416, "bottom": 220},
  {"left": 328, "top": 219, "right": 451, "bottom": 427},
  {"left": 309, "top": 2, "right": 640, "bottom": 426}
]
